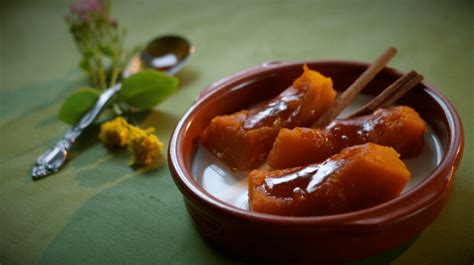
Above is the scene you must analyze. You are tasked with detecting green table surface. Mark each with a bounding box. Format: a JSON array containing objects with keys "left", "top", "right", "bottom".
[{"left": 1, "top": 0, "right": 473, "bottom": 264}]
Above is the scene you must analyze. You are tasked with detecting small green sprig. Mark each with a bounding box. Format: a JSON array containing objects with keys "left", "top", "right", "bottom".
[
  {"left": 60, "top": 0, "right": 178, "bottom": 125},
  {"left": 66, "top": 0, "right": 124, "bottom": 90}
]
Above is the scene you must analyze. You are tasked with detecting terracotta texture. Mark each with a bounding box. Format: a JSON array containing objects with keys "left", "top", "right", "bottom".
[{"left": 168, "top": 61, "right": 464, "bottom": 264}]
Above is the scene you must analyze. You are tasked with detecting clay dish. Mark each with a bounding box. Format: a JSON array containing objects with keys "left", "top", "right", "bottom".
[{"left": 168, "top": 61, "right": 464, "bottom": 264}]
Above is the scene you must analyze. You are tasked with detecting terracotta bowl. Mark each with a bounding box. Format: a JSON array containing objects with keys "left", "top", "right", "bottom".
[{"left": 168, "top": 61, "right": 464, "bottom": 264}]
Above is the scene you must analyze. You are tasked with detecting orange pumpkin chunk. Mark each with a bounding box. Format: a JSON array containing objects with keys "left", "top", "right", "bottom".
[
  {"left": 249, "top": 143, "right": 410, "bottom": 216},
  {"left": 267, "top": 105, "right": 426, "bottom": 169},
  {"left": 201, "top": 65, "right": 336, "bottom": 170}
]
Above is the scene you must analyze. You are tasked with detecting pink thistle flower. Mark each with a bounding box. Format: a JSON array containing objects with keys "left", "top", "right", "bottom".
[{"left": 69, "top": 0, "right": 107, "bottom": 21}]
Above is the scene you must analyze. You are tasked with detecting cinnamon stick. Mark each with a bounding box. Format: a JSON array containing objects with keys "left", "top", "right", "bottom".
[
  {"left": 348, "top": 71, "right": 423, "bottom": 118},
  {"left": 312, "top": 47, "right": 397, "bottom": 128},
  {"left": 380, "top": 73, "right": 423, "bottom": 107}
]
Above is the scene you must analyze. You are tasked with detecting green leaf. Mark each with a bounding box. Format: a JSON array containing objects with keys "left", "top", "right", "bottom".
[
  {"left": 58, "top": 88, "right": 100, "bottom": 125},
  {"left": 83, "top": 49, "right": 94, "bottom": 58},
  {"left": 117, "top": 70, "right": 179, "bottom": 109},
  {"left": 99, "top": 45, "right": 114, "bottom": 57},
  {"left": 79, "top": 58, "right": 92, "bottom": 72}
]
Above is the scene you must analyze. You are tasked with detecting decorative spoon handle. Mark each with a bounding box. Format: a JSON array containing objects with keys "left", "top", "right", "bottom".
[{"left": 31, "top": 83, "right": 121, "bottom": 180}]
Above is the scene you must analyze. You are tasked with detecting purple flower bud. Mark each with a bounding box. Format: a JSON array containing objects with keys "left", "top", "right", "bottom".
[{"left": 69, "top": 0, "right": 106, "bottom": 21}]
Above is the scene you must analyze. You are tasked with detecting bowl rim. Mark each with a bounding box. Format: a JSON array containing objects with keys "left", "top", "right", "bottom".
[{"left": 168, "top": 60, "right": 464, "bottom": 226}]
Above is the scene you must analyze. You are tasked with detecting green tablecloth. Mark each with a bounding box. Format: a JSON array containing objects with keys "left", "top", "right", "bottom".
[{"left": 1, "top": 1, "right": 472, "bottom": 264}]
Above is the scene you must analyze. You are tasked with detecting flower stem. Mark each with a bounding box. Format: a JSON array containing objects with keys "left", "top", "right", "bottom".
[
  {"left": 95, "top": 52, "right": 107, "bottom": 90},
  {"left": 109, "top": 51, "right": 121, "bottom": 86},
  {"left": 112, "top": 103, "right": 123, "bottom": 115}
]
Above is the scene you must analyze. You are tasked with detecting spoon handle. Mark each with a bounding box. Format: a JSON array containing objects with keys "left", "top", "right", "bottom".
[{"left": 31, "top": 83, "right": 121, "bottom": 180}]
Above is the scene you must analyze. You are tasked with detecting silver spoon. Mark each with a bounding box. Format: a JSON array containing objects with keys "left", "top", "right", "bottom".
[{"left": 32, "top": 35, "right": 194, "bottom": 180}]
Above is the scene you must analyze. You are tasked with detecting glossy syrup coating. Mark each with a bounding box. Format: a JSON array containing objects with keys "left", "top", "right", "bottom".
[
  {"left": 267, "top": 106, "right": 426, "bottom": 169},
  {"left": 249, "top": 143, "right": 411, "bottom": 216},
  {"left": 201, "top": 66, "right": 336, "bottom": 170}
]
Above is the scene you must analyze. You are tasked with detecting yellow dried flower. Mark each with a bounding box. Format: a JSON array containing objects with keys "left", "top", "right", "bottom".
[
  {"left": 99, "top": 117, "right": 130, "bottom": 148},
  {"left": 128, "top": 127, "right": 164, "bottom": 166},
  {"left": 99, "top": 116, "right": 164, "bottom": 167}
]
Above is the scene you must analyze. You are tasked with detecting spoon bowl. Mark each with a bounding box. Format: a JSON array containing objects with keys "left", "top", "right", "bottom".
[{"left": 124, "top": 35, "right": 194, "bottom": 77}]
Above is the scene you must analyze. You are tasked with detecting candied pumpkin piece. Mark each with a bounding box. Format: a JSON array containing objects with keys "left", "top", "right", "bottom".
[
  {"left": 200, "top": 111, "right": 276, "bottom": 170},
  {"left": 249, "top": 143, "right": 410, "bottom": 216},
  {"left": 267, "top": 105, "right": 426, "bottom": 169},
  {"left": 201, "top": 65, "right": 336, "bottom": 170}
]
